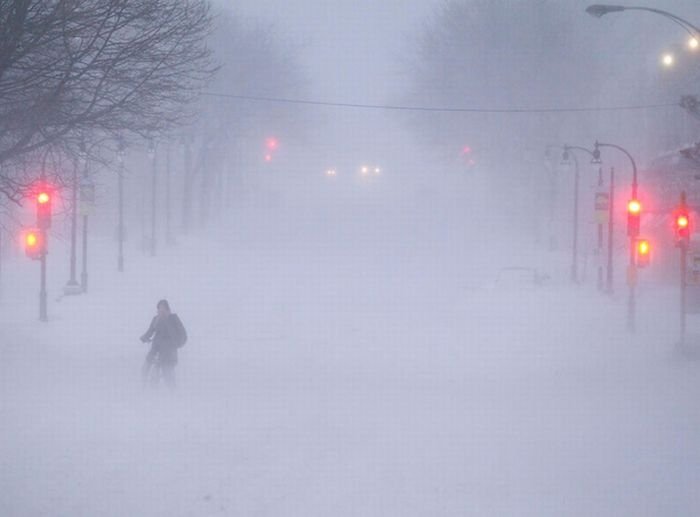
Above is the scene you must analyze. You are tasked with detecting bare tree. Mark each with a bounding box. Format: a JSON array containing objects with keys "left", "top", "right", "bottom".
[
  {"left": 403, "top": 0, "right": 606, "bottom": 172},
  {"left": 0, "top": 0, "right": 215, "bottom": 202}
]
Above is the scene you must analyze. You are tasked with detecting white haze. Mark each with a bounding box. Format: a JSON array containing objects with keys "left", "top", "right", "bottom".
[{"left": 2, "top": 1, "right": 700, "bottom": 516}]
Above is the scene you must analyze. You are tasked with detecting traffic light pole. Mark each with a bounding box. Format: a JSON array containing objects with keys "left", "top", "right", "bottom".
[
  {"left": 40, "top": 247, "right": 47, "bottom": 322},
  {"left": 597, "top": 167, "right": 604, "bottom": 292},
  {"left": 680, "top": 241, "right": 687, "bottom": 344},
  {"left": 678, "top": 191, "right": 689, "bottom": 344},
  {"left": 627, "top": 178, "right": 639, "bottom": 334},
  {"left": 628, "top": 233, "right": 636, "bottom": 333}
]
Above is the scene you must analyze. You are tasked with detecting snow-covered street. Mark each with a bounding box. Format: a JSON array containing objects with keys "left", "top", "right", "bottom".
[
  {"left": 2, "top": 199, "right": 699, "bottom": 516},
  {"left": 4, "top": 1, "right": 700, "bottom": 515}
]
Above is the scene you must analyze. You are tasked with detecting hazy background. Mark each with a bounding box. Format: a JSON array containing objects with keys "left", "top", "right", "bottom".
[{"left": 3, "top": 1, "right": 700, "bottom": 515}]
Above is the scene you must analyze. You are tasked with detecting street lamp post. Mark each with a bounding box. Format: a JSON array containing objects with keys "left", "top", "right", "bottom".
[
  {"left": 606, "top": 166, "right": 615, "bottom": 295},
  {"left": 80, "top": 165, "right": 93, "bottom": 293},
  {"left": 117, "top": 139, "right": 126, "bottom": 272},
  {"left": 64, "top": 158, "right": 81, "bottom": 295},
  {"left": 148, "top": 140, "right": 157, "bottom": 257},
  {"left": 594, "top": 140, "right": 639, "bottom": 332},
  {"left": 560, "top": 150, "right": 580, "bottom": 283},
  {"left": 586, "top": 5, "right": 700, "bottom": 36},
  {"left": 586, "top": 5, "right": 700, "bottom": 69},
  {"left": 562, "top": 145, "right": 598, "bottom": 284},
  {"left": 543, "top": 145, "right": 561, "bottom": 251}
]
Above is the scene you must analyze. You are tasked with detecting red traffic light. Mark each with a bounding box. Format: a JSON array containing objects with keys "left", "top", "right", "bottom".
[
  {"left": 675, "top": 211, "right": 691, "bottom": 245},
  {"left": 627, "top": 199, "right": 641, "bottom": 237},
  {"left": 35, "top": 185, "right": 53, "bottom": 229},
  {"left": 24, "top": 229, "right": 45, "bottom": 260},
  {"left": 674, "top": 192, "right": 691, "bottom": 246},
  {"left": 265, "top": 137, "right": 278, "bottom": 151}
]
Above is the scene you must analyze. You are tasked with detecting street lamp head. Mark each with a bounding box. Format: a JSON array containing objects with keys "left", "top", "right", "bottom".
[
  {"left": 561, "top": 149, "right": 570, "bottom": 164},
  {"left": 591, "top": 145, "right": 602, "bottom": 165},
  {"left": 661, "top": 52, "right": 675, "bottom": 67},
  {"left": 585, "top": 4, "right": 626, "bottom": 18},
  {"left": 689, "top": 37, "right": 699, "bottom": 50}
]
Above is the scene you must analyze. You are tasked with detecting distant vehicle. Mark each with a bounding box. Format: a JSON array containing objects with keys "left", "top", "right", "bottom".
[{"left": 359, "top": 164, "right": 382, "bottom": 176}]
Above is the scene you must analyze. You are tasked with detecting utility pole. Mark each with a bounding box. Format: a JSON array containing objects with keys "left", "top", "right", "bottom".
[{"left": 606, "top": 167, "right": 615, "bottom": 294}]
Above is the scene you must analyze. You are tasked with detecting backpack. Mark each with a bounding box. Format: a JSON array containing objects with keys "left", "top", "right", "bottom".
[{"left": 172, "top": 314, "right": 188, "bottom": 348}]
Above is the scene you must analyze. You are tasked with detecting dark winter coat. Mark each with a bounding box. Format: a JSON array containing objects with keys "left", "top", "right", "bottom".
[{"left": 140, "top": 313, "right": 187, "bottom": 365}]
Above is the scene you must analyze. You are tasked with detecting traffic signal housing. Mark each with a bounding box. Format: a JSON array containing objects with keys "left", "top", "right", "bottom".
[
  {"left": 263, "top": 136, "right": 278, "bottom": 163},
  {"left": 675, "top": 211, "right": 690, "bottom": 246},
  {"left": 36, "top": 188, "right": 52, "bottom": 229},
  {"left": 24, "top": 229, "right": 45, "bottom": 260},
  {"left": 636, "top": 239, "right": 650, "bottom": 268},
  {"left": 627, "top": 199, "right": 641, "bottom": 237}
]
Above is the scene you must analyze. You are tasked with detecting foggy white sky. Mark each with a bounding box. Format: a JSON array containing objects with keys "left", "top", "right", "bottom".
[{"left": 220, "top": 0, "right": 432, "bottom": 102}]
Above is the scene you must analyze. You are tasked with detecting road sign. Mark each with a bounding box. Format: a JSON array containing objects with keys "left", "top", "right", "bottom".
[{"left": 595, "top": 192, "right": 609, "bottom": 223}]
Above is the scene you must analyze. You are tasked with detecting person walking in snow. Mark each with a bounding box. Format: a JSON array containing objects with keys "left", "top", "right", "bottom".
[{"left": 140, "top": 299, "right": 187, "bottom": 388}]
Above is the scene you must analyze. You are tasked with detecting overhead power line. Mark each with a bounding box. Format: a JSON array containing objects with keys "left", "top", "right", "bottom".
[{"left": 201, "top": 92, "right": 677, "bottom": 114}]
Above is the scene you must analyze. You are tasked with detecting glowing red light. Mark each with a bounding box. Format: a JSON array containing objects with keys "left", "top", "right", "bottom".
[
  {"left": 264, "top": 154, "right": 273, "bottom": 162},
  {"left": 677, "top": 215, "right": 689, "bottom": 228},
  {"left": 37, "top": 192, "right": 50, "bottom": 204},
  {"left": 628, "top": 199, "right": 641, "bottom": 214},
  {"left": 26, "top": 232, "right": 38, "bottom": 247},
  {"left": 266, "top": 137, "right": 278, "bottom": 151},
  {"left": 462, "top": 146, "right": 472, "bottom": 155}
]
